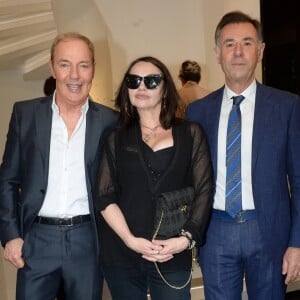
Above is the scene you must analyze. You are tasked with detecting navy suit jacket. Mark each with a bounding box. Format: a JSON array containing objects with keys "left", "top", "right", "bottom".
[
  {"left": 0, "top": 96, "right": 118, "bottom": 257},
  {"left": 187, "top": 82, "right": 300, "bottom": 262}
]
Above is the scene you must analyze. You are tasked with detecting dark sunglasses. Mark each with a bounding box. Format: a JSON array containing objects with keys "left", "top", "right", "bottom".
[{"left": 125, "top": 74, "right": 163, "bottom": 90}]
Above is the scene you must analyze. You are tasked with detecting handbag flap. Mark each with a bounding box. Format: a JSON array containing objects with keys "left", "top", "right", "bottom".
[{"left": 158, "top": 186, "right": 194, "bottom": 210}]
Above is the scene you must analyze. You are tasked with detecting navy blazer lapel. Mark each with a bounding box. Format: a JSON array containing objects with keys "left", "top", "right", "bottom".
[
  {"left": 85, "top": 100, "right": 104, "bottom": 168},
  {"left": 206, "top": 88, "right": 223, "bottom": 171},
  {"left": 252, "top": 83, "right": 274, "bottom": 171},
  {"left": 35, "top": 97, "right": 52, "bottom": 174}
]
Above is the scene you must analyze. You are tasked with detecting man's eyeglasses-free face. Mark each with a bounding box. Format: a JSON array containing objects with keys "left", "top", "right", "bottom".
[{"left": 125, "top": 74, "right": 163, "bottom": 90}]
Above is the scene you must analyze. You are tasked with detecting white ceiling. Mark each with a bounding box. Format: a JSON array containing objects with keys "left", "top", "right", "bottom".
[{"left": 0, "top": 0, "right": 57, "bottom": 80}]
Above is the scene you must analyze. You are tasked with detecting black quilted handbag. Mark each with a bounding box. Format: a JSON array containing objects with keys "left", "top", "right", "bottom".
[{"left": 153, "top": 186, "right": 194, "bottom": 240}]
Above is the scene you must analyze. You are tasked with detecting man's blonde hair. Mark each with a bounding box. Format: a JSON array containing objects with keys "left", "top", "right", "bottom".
[{"left": 50, "top": 32, "right": 95, "bottom": 63}]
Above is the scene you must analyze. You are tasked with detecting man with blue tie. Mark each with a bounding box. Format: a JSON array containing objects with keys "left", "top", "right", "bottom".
[{"left": 187, "top": 11, "right": 300, "bottom": 300}]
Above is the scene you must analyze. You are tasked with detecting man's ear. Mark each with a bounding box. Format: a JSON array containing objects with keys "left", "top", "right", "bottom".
[
  {"left": 214, "top": 46, "right": 221, "bottom": 64},
  {"left": 49, "top": 61, "right": 56, "bottom": 79},
  {"left": 258, "top": 42, "right": 265, "bottom": 63}
]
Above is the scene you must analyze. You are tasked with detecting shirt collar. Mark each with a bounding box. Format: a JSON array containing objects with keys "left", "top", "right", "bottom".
[
  {"left": 51, "top": 92, "right": 89, "bottom": 116},
  {"left": 224, "top": 80, "right": 257, "bottom": 102}
]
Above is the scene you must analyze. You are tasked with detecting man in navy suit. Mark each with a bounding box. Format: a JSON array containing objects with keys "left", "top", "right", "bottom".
[
  {"left": 0, "top": 32, "right": 117, "bottom": 300},
  {"left": 187, "top": 11, "right": 300, "bottom": 299}
]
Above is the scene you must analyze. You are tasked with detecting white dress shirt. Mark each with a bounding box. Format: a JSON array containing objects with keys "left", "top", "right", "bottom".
[
  {"left": 214, "top": 80, "right": 256, "bottom": 211},
  {"left": 38, "top": 96, "right": 90, "bottom": 217}
]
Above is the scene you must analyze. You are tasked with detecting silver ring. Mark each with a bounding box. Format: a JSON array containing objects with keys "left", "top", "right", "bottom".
[{"left": 157, "top": 250, "right": 160, "bottom": 255}]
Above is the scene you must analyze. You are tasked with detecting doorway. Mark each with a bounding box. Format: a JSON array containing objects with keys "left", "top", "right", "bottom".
[{"left": 260, "top": 0, "right": 299, "bottom": 95}]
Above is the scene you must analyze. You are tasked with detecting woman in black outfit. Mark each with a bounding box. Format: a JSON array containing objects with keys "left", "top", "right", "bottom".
[{"left": 96, "top": 56, "right": 213, "bottom": 300}]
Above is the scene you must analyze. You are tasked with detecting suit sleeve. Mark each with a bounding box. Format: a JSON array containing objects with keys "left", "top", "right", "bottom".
[
  {"left": 0, "top": 104, "right": 22, "bottom": 245},
  {"left": 287, "top": 96, "right": 300, "bottom": 247}
]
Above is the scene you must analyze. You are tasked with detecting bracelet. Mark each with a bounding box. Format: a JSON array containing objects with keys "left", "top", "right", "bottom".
[{"left": 179, "top": 229, "right": 196, "bottom": 250}]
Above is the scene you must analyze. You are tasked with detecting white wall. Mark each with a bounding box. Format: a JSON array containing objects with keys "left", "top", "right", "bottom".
[
  {"left": 0, "top": 256, "right": 8, "bottom": 300},
  {"left": 0, "top": 71, "right": 45, "bottom": 155},
  {"left": 94, "top": 0, "right": 262, "bottom": 94},
  {"left": 94, "top": 0, "right": 209, "bottom": 93}
]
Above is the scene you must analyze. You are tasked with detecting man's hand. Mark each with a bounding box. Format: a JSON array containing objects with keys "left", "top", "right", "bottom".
[
  {"left": 3, "top": 238, "right": 25, "bottom": 269},
  {"left": 282, "top": 247, "right": 300, "bottom": 284}
]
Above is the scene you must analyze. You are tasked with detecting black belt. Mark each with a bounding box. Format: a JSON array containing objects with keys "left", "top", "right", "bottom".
[
  {"left": 212, "top": 209, "right": 256, "bottom": 223},
  {"left": 34, "top": 214, "right": 91, "bottom": 226}
]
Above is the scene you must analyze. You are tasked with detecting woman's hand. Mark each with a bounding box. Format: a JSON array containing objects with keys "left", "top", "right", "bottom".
[
  {"left": 142, "top": 236, "right": 189, "bottom": 263},
  {"left": 124, "top": 235, "right": 163, "bottom": 256}
]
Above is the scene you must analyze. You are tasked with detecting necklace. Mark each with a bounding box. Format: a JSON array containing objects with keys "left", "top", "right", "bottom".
[{"left": 141, "top": 124, "right": 161, "bottom": 143}]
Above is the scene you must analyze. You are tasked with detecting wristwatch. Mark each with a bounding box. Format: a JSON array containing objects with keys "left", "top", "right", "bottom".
[{"left": 179, "top": 229, "right": 196, "bottom": 250}]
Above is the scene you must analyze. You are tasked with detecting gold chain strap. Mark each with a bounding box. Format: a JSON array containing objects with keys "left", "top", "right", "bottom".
[
  {"left": 152, "top": 210, "right": 164, "bottom": 240},
  {"left": 152, "top": 210, "right": 193, "bottom": 289}
]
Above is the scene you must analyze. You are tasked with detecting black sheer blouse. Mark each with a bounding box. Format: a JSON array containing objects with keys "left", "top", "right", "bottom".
[{"left": 96, "top": 120, "right": 213, "bottom": 270}]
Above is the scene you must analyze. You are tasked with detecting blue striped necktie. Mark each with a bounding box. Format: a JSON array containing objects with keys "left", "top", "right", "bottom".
[{"left": 225, "top": 95, "right": 244, "bottom": 218}]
